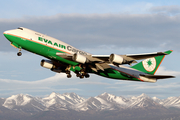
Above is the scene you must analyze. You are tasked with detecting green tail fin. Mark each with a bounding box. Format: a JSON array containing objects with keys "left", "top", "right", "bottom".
[{"left": 131, "top": 50, "right": 173, "bottom": 75}]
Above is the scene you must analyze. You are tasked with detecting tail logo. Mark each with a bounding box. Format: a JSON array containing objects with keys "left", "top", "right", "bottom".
[{"left": 142, "top": 57, "right": 156, "bottom": 72}]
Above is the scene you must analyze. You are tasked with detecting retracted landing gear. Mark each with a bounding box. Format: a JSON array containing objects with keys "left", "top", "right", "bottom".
[{"left": 17, "top": 48, "right": 22, "bottom": 56}]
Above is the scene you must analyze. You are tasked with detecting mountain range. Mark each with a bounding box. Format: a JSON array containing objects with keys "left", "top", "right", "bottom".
[
  {"left": 1, "top": 92, "right": 180, "bottom": 120},
  {"left": 1, "top": 92, "right": 180, "bottom": 112}
]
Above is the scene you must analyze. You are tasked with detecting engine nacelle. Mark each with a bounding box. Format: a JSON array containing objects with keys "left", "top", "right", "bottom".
[
  {"left": 73, "top": 53, "right": 88, "bottom": 64},
  {"left": 40, "top": 59, "right": 65, "bottom": 73},
  {"left": 109, "top": 54, "right": 125, "bottom": 64},
  {"left": 40, "top": 59, "right": 53, "bottom": 69}
]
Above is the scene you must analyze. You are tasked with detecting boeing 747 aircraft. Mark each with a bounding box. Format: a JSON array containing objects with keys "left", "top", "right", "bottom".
[{"left": 3, "top": 27, "right": 174, "bottom": 82}]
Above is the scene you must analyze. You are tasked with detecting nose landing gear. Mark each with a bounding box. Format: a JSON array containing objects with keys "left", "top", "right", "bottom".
[
  {"left": 17, "top": 48, "right": 22, "bottom": 56},
  {"left": 17, "top": 52, "right": 22, "bottom": 56}
]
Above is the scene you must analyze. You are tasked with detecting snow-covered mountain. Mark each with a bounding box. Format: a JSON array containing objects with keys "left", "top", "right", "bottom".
[
  {"left": 127, "top": 93, "right": 162, "bottom": 108},
  {"left": 1, "top": 92, "right": 180, "bottom": 114},
  {"left": 75, "top": 92, "right": 129, "bottom": 111},
  {"left": 3, "top": 94, "right": 45, "bottom": 113},
  {"left": 42, "top": 92, "right": 85, "bottom": 110},
  {"left": 154, "top": 96, "right": 180, "bottom": 108}
]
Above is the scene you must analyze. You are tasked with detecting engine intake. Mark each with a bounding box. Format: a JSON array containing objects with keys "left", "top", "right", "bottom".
[
  {"left": 40, "top": 59, "right": 65, "bottom": 73},
  {"left": 40, "top": 59, "right": 53, "bottom": 69},
  {"left": 73, "top": 53, "right": 88, "bottom": 64},
  {"left": 109, "top": 54, "right": 125, "bottom": 64}
]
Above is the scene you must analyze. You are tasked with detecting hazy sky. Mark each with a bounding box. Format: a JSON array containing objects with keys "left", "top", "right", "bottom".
[{"left": 0, "top": 0, "right": 180, "bottom": 98}]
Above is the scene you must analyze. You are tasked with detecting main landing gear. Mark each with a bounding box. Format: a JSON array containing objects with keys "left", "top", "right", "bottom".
[
  {"left": 74, "top": 65, "right": 90, "bottom": 79},
  {"left": 79, "top": 69, "right": 90, "bottom": 79},
  {"left": 66, "top": 70, "right": 72, "bottom": 78},
  {"left": 17, "top": 48, "right": 22, "bottom": 56},
  {"left": 75, "top": 71, "right": 90, "bottom": 79},
  {"left": 65, "top": 65, "right": 72, "bottom": 78},
  {"left": 65, "top": 65, "right": 90, "bottom": 79}
]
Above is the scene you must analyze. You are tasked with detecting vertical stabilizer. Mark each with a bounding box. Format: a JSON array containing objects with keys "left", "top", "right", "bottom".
[{"left": 131, "top": 50, "right": 173, "bottom": 75}]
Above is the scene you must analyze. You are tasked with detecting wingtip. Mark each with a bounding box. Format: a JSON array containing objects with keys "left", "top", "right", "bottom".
[
  {"left": 164, "top": 50, "right": 173, "bottom": 55},
  {"left": 172, "top": 76, "right": 176, "bottom": 78}
]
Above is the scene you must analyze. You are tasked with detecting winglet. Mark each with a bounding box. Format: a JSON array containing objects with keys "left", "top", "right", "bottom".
[{"left": 164, "top": 50, "right": 173, "bottom": 55}]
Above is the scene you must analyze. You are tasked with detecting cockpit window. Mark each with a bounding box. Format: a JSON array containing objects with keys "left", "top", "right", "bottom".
[{"left": 17, "top": 27, "right": 23, "bottom": 30}]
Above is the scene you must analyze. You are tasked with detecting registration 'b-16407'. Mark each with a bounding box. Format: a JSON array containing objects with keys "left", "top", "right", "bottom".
[{"left": 3, "top": 27, "right": 175, "bottom": 83}]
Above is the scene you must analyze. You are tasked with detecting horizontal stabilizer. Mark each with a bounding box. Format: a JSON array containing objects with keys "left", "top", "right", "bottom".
[{"left": 140, "top": 74, "right": 175, "bottom": 79}]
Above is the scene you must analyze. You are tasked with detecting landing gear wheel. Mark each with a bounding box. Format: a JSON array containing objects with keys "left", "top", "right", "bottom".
[
  {"left": 80, "top": 75, "right": 84, "bottom": 79},
  {"left": 67, "top": 74, "right": 72, "bottom": 78},
  {"left": 17, "top": 52, "right": 22, "bottom": 56},
  {"left": 75, "top": 71, "right": 81, "bottom": 77},
  {"left": 85, "top": 74, "right": 90, "bottom": 78},
  {"left": 76, "top": 73, "right": 81, "bottom": 77}
]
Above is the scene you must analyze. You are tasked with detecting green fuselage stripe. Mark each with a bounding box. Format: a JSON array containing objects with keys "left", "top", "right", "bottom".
[
  {"left": 4, "top": 33, "right": 140, "bottom": 81},
  {"left": 5, "top": 33, "right": 78, "bottom": 66}
]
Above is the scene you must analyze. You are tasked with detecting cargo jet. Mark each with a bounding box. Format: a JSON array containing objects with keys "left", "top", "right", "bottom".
[{"left": 3, "top": 27, "right": 175, "bottom": 83}]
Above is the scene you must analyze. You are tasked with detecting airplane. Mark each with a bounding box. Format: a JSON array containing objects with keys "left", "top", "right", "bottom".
[{"left": 3, "top": 27, "right": 175, "bottom": 83}]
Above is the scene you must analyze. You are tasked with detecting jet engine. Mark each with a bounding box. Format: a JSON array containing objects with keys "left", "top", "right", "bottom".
[
  {"left": 72, "top": 53, "right": 88, "bottom": 64},
  {"left": 40, "top": 59, "right": 65, "bottom": 73},
  {"left": 40, "top": 59, "right": 53, "bottom": 69},
  {"left": 109, "top": 54, "right": 125, "bottom": 64}
]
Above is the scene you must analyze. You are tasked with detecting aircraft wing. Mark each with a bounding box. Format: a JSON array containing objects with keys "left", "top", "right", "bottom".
[
  {"left": 56, "top": 51, "right": 168, "bottom": 66},
  {"left": 55, "top": 50, "right": 172, "bottom": 74},
  {"left": 125, "top": 52, "right": 168, "bottom": 60},
  {"left": 56, "top": 53, "right": 104, "bottom": 62},
  {"left": 56, "top": 53, "right": 111, "bottom": 71},
  {"left": 92, "top": 51, "right": 167, "bottom": 61}
]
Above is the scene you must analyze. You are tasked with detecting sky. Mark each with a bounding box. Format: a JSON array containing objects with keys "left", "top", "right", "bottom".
[{"left": 0, "top": 0, "right": 180, "bottom": 99}]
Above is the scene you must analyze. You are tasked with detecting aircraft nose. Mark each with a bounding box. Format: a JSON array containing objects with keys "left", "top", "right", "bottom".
[
  {"left": 3, "top": 31, "right": 8, "bottom": 35},
  {"left": 3, "top": 30, "right": 10, "bottom": 35},
  {"left": 3, "top": 30, "right": 13, "bottom": 42},
  {"left": 3, "top": 31, "right": 9, "bottom": 38}
]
